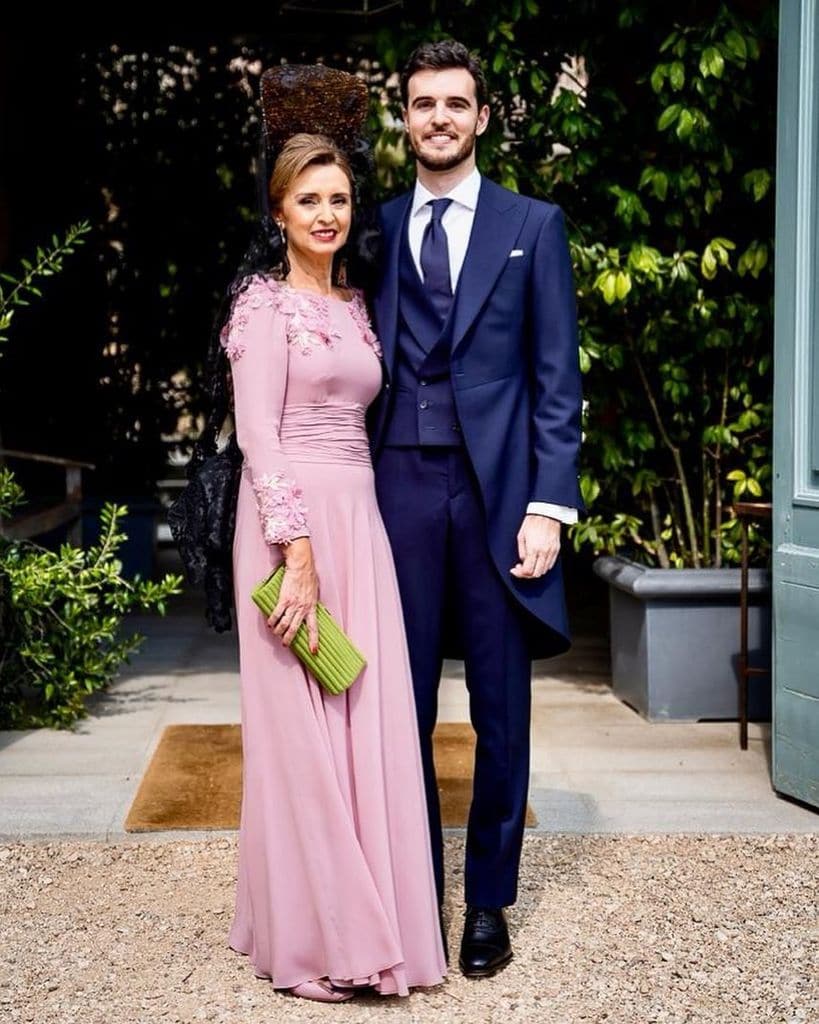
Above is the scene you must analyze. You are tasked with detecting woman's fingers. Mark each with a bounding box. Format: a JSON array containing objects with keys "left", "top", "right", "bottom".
[
  {"left": 268, "top": 598, "right": 298, "bottom": 638},
  {"left": 269, "top": 596, "right": 286, "bottom": 627},
  {"left": 280, "top": 609, "right": 305, "bottom": 646},
  {"left": 268, "top": 599, "right": 320, "bottom": 648},
  {"left": 267, "top": 569, "right": 319, "bottom": 647},
  {"left": 306, "top": 608, "right": 319, "bottom": 655}
]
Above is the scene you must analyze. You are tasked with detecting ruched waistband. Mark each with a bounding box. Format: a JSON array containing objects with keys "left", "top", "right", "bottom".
[{"left": 279, "top": 402, "right": 371, "bottom": 465}]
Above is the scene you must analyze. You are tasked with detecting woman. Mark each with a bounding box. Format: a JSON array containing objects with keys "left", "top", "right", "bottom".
[{"left": 220, "top": 117, "right": 447, "bottom": 1001}]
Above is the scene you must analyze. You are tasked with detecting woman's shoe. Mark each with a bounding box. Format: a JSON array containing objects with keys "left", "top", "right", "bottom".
[{"left": 289, "top": 979, "right": 354, "bottom": 1003}]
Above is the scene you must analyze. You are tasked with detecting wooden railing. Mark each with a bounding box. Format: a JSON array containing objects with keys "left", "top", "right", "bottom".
[{"left": 0, "top": 448, "right": 95, "bottom": 545}]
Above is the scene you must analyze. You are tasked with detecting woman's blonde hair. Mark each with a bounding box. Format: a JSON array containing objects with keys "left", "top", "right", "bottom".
[{"left": 268, "top": 132, "right": 354, "bottom": 214}]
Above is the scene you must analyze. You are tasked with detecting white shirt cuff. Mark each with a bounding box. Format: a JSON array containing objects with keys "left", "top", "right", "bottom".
[{"left": 526, "top": 502, "right": 578, "bottom": 524}]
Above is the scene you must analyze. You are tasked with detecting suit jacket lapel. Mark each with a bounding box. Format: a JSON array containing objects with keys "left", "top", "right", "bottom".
[
  {"left": 451, "top": 178, "right": 525, "bottom": 356},
  {"left": 373, "top": 192, "right": 412, "bottom": 379}
]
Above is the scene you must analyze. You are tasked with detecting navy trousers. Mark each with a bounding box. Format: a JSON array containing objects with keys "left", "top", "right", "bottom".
[{"left": 374, "top": 445, "right": 532, "bottom": 909}]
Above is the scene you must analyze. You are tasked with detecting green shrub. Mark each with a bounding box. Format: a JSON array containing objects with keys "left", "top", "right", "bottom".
[
  {"left": 0, "top": 496, "right": 182, "bottom": 728},
  {"left": 0, "top": 226, "right": 183, "bottom": 729}
]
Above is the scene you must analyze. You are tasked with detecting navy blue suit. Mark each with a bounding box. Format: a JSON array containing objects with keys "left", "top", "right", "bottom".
[{"left": 368, "top": 174, "right": 584, "bottom": 908}]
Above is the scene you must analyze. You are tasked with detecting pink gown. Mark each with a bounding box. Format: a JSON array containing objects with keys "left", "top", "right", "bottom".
[{"left": 220, "top": 272, "right": 446, "bottom": 995}]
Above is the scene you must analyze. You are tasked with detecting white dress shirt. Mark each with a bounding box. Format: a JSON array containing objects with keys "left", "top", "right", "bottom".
[{"left": 408, "top": 168, "right": 578, "bottom": 525}]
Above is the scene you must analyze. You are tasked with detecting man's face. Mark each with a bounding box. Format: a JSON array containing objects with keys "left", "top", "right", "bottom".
[{"left": 403, "top": 67, "right": 490, "bottom": 173}]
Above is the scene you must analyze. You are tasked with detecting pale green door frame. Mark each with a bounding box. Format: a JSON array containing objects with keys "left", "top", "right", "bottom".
[{"left": 773, "top": 0, "right": 819, "bottom": 809}]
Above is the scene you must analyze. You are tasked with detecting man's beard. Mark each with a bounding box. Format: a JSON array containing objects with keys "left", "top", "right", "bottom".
[{"left": 410, "top": 130, "right": 476, "bottom": 172}]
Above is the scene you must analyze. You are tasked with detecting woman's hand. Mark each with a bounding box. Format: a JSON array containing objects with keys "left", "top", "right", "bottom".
[{"left": 267, "top": 538, "right": 320, "bottom": 653}]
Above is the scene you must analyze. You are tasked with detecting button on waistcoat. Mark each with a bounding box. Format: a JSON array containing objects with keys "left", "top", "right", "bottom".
[{"left": 382, "top": 209, "right": 463, "bottom": 448}]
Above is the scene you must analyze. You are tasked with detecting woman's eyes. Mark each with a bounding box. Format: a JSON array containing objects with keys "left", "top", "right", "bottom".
[{"left": 297, "top": 197, "right": 349, "bottom": 206}]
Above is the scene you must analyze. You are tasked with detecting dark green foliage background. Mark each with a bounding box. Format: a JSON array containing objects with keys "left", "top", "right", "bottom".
[{"left": 1, "top": 5, "right": 777, "bottom": 569}]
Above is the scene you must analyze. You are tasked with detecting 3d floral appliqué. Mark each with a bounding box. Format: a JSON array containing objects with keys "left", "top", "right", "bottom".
[
  {"left": 348, "top": 292, "right": 383, "bottom": 358},
  {"left": 251, "top": 472, "right": 310, "bottom": 545},
  {"left": 219, "top": 275, "right": 382, "bottom": 360},
  {"left": 270, "top": 287, "right": 344, "bottom": 356},
  {"left": 219, "top": 275, "right": 276, "bottom": 362}
]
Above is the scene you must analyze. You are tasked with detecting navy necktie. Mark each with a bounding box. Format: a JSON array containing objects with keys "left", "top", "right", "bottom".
[{"left": 420, "top": 197, "right": 453, "bottom": 323}]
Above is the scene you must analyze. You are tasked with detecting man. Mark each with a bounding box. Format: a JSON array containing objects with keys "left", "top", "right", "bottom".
[{"left": 368, "top": 39, "right": 584, "bottom": 978}]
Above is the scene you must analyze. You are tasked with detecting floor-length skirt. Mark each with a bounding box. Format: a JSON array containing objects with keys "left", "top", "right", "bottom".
[{"left": 227, "top": 457, "right": 447, "bottom": 995}]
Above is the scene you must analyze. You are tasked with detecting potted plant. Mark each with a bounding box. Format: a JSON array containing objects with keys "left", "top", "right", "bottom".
[
  {"left": 561, "top": 9, "right": 776, "bottom": 720},
  {"left": 371, "top": 4, "right": 777, "bottom": 719}
]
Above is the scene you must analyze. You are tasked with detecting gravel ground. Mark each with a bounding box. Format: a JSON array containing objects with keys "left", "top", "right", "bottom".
[{"left": 1, "top": 834, "right": 816, "bottom": 1024}]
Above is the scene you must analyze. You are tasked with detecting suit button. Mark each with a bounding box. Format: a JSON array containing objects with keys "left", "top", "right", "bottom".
[
  {"left": 385, "top": 382, "right": 391, "bottom": 390},
  {"left": 451, "top": 423, "right": 460, "bottom": 432},
  {"left": 419, "top": 400, "right": 429, "bottom": 410},
  {"left": 420, "top": 379, "right": 427, "bottom": 386}
]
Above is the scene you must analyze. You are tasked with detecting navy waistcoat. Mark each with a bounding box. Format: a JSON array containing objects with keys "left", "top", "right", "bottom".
[{"left": 381, "top": 221, "right": 463, "bottom": 448}]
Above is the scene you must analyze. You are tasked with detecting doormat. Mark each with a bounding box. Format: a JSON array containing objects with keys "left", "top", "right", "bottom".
[{"left": 124, "top": 722, "right": 537, "bottom": 831}]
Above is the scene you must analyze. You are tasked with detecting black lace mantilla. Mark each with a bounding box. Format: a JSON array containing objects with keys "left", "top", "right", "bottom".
[
  {"left": 168, "top": 72, "right": 381, "bottom": 633},
  {"left": 167, "top": 268, "right": 244, "bottom": 633},
  {"left": 167, "top": 432, "right": 242, "bottom": 633}
]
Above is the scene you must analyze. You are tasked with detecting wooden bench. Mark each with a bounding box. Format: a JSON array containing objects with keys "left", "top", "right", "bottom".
[{"left": 0, "top": 448, "right": 95, "bottom": 546}]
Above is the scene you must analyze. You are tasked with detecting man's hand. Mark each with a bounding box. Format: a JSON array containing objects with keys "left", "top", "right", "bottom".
[{"left": 510, "top": 514, "right": 561, "bottom": 579}]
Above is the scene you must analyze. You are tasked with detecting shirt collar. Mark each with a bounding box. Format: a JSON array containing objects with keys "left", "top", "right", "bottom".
[{"left": 411, "top": 166, "right": 481, "bottom": 217}]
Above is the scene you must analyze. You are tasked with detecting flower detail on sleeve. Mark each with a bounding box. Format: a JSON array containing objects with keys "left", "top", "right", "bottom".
[
  {"left": 348, "top": 290, "right": 383, "bottom": 358},
  {"left": 219, "top": 274, "right": 276, "bottom": 362},
  {"left": 251, "top": 472, "right": 310, "bottom": 545}
]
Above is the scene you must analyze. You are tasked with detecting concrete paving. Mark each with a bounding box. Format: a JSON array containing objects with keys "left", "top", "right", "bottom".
[{"left": 1, "top": 553, "right": 816, "bottom": 840}]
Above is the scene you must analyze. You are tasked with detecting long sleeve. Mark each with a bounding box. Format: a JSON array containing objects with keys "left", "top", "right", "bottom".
[
  {"left": 220, "top": 275, "right": 310, "bottom": 546},
  {"left": 528, "top": 204, "right": 585, "bottom": 514}
]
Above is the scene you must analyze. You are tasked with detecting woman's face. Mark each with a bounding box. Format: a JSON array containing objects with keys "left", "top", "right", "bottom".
[{"left": 276, "top": 162, "right": 353, "bottom": 262}]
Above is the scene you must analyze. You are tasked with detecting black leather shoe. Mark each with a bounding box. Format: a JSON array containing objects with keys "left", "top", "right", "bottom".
[{"left": 458, "top": 906, "right": 512, "bottom": 978}]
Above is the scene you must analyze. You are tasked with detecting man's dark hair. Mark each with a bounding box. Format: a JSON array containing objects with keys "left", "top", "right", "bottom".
[{"left": 399, "top": 39, "right": 488, "bottom": 110}]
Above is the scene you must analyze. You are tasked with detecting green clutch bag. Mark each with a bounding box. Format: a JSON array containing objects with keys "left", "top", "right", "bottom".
[{"left": 251, "top": 564, "right": 367, "bottom": 695}]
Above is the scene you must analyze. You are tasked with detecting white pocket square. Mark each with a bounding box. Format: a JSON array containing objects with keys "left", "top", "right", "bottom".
[{"left": 509, "top": 249, "right": 524, "bottom": 257}]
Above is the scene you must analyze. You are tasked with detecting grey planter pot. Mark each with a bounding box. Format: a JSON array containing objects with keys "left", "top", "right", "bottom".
[{"left": 593, "top": 555, "right": 772, "bottom": 722}]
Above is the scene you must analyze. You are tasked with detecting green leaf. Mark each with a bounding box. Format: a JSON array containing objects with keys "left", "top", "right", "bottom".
[
  {"left": 659, "top": 31, "right": 678, "bottom": 53},
  {"left": 704, "top": 188, "right": 721, "bottom": 214},
  {"left": 742, "top": 168, "right": 772, "bottom": 202},
  {"left": 676, "top": 108, "right": 695, "bottom": 140},
  {"left": 700, "top": 46, "right": 725, "bottom": 78},
  {"left": 615, "top": 271, "right": 632, "bottom": 300},
  {"left": 658, "top": 104, "right": 681, "bottom": 131},
  {"left": 669, "top": 61, "right": 685, "bottom": 90},
  {"left": 725, "top": 30, "right": 748, "bottom": 60},
  {"left": 650, "top": 65, "right": 666, "bottom": 93},
  {"left": 580, "top": 475, "right": 601, "bottom": 506},
  {"left": 701, "top": 246, "right": 718, "bottom": 279},
  {"left": 594, "top": 270, "right": 618, "bottom": 305}
]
